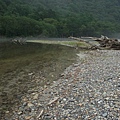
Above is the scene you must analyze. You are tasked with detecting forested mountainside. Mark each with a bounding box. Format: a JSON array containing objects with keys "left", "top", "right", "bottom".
[
  {"left": 30, "top": 0, "right": 120, "bottom": 22},
  {"left": 0, "top": 0, "right": 120, "bottom": 37},
  {"left": 1, "top": 0, "right": 120, "bottom": 22}
]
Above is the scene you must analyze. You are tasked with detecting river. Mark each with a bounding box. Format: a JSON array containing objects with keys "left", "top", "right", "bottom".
[{"left": 0, "top": 41, "right": 78, "bottom": 117}]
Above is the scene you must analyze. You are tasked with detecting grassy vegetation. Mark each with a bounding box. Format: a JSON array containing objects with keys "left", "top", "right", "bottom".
[
  {"left": 60, "top": 41, "right": 90, "bottom": 47},
  {"left": 27, "top": 40, "right": 89, "bottom": 48}
]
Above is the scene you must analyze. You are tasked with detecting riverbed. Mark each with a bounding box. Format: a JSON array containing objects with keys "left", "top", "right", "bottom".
[{"left": 0, "top": 41, "right": 79, "bottom": 118}]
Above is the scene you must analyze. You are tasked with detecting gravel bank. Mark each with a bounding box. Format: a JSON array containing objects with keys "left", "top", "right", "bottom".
[{"left": 3, "top": 50, "right": 120, "bottom": 120}]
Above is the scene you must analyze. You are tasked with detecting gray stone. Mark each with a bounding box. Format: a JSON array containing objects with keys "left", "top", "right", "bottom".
[{"left": 102, "top": 112, "right": 108, "bottom": 117}]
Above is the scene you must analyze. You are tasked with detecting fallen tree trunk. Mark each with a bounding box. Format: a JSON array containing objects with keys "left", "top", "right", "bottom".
[
  {"left": 68, "top": 36, "right": 102, "bottom": 49},
  {"left": 69, "top": 35, "right": 120, "bottom": 50},
  {"left": 95, "top": 36, "right": 120, "bottom": 49}
]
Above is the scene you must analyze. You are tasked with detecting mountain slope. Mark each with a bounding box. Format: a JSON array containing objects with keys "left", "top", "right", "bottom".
[
  {"left": 0, "top": 0, "right": 120, "bottom": 37},
  {"left": 27, "top": 0, "right": 120, "bottom": 22},
  {"left": 0, "top": 0, "right": 120, "bottom": 22}
]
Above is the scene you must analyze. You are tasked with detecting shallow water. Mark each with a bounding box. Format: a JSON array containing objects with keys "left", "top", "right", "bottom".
[{"left": 0, "top": 42, "right": 78, "bottom": 116}]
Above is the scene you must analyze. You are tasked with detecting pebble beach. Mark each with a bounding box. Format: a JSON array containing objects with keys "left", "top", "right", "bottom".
[{"left": 3, "top": 50, "right": 120, "bottom": 120}]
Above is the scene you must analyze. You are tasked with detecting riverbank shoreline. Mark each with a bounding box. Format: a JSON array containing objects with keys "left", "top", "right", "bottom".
[
  {"left": 3, "top": 49, "right": 120, "bottom": 120},
  {"left": 0, "top": 42, "right": 79, "bottom": 119},
  {"left": 26, "top": 39, "right": 90, "bottom": 48}
]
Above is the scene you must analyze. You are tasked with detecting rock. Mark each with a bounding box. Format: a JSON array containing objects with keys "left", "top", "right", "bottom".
[
  {"left": 98, "top": 100, "right": 103, "bottom": 104},
  {"left": 5, "top": 111, "right": 10, "bottom": 114},
  {"left": 28, "top": 73, "right": 34, "bottom": 76},
  {"left": 63, "top": 98, "right": 67, "bottom": 102},
  {"left": 33, "top": 94, "right": 39, "bottom": 100},
  {"left": 18, "top": 111, "right": 23, "bottom": 115},
  {"left": 44, "top": 85, "right": 47, "bottom": 88},
  {"left": 22, "top": 97, "right": 28, "bottom": 102},
  {"left": 44, "top": 114, "right": 52, "bottom": 119},
  {"left": 46, "top": 82, "right": 50, "bottom": 85},
  {"left": 27, "top": 102, "right": 34, "bottom": 107},
  {"left": 25, "top": 116, "right": 31, "bottom": 120},
  {"left": 23, "top": 102, "right": 27, "bottom": 106},
  {"left": 102, "top": 112, "right": 108, "bottom": 117},
  {"left": 78, "top": 103, "right": 83, "bottom": 107},
  {"left": 37, "top": 103, "right": 43, "bottom": 107},
  {"left": 105, "top": 97, "right": 109, "bottom": 100}
]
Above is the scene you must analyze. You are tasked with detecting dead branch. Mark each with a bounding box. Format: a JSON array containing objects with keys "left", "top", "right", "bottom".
[
  {"left": 69, "top": 35, "right": 120, "bottom": 50},
  {"left": 47, "top": 97, "right": 59, "bottom": 106}
]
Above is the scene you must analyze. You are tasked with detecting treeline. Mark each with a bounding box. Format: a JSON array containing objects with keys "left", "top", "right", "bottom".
[
  {"left": 0, "top": 0, "right": 120, "bottom": 37},
  {"left": 0, "top": 14, "right": 119, "bottom": 37}
]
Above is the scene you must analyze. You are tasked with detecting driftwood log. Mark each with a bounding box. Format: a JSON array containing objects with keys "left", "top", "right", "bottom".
[
  {"left": 95, "top": 36, "right": 120, "bottom": 49},
  {"left": 68, "top": 36, "right": 102, "bottom": 49},
  {"left": 11, "top": 38, "right": 26, "bottom": 45},
  {"left": 69, "top": 35, "right": 120, "bottom": 50}
]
